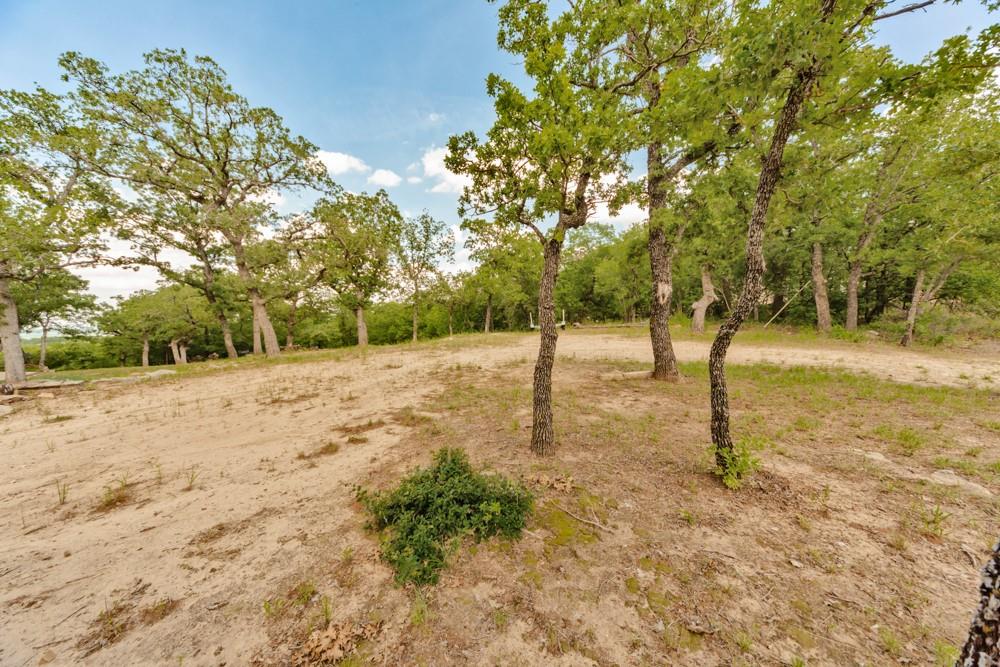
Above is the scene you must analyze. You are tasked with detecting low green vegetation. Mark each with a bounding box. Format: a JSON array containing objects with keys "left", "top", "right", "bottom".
[{"left": 357, "top": 447, "right": 532, "bottom": 585}]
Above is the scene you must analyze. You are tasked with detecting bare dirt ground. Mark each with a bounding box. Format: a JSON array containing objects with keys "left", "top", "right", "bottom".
[{"left": 2, "top": 331, "right": 998, "bottom": 666}]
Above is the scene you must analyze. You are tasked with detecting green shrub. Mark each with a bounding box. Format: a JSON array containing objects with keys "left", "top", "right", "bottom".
[
  {"left": 712, "top": 436, "right": 763, "bottom": 490},
  {"left": 356, "top": 448, "right": 532, "bottom": 585}
]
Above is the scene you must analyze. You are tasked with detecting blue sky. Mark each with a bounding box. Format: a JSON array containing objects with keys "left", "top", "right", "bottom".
[{"left": 0, "top": 0, "right": 995, "bottom": 298}]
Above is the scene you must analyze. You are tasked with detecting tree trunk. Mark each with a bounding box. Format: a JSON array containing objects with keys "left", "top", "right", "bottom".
[
  {"left": 0, "top": 276, "right": 26, "bottom": 384},
  {"left": 228, "top": 234, "right": 280, "bottom": 357},
  {"left": 691, "top": 267, "right": 717, "bottom": 334},
  {"left": 251, "top": 292, "right": 280, "bottom": 357},
  {"left": 900, "top": 269, "right": 925, "bottom": 347},
  {"left": 169, "top": 339, "right": 183, "bottom": 365},
  {"left": 710, "top": 58, "right": 823, "bottom": 469},
  {"left": 142, "top": 335, "right": 150, "bottom": 368},
  {"left": 484, "top": 293, "right": 493, "bottom": 333},
  {"left": 38, "top": 325, "right": 49, "bottom": 371},
  {"left": 356, "top": 306, "right": 368, "bottom": 346},
  {"left": 845, "top": 260, "right": 863, "bottom": 332},
  {"left": 958, "top": 539, "right": 1000, "bottom": 666},
  {"left": 252, "top": 310, "right": 262, "bottom": 355},
  {"left": 811, "top": 242, "right": 832, "bottom": 334},
  {"left": 648, "top": 223, "right": 679, "bottom": 381},
  {"left": 179, "top": 344, "right": 188, "bottom": 364},
  {"left": 531, "top": 237, "right": 563, "bottom": 456},
  {"left": 448, "top": 307, "right": 454, "bottom": 337},
  {"left": 220, "top": 317, "right": 238, "bottom": 359}
]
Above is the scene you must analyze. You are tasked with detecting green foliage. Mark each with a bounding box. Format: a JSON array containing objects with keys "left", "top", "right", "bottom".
[
  {"left": 357, "top": 448, "right": 532, "bottom": 585},
  {"left": 712, "top": 436, "right": 763, "bottom": 490}
]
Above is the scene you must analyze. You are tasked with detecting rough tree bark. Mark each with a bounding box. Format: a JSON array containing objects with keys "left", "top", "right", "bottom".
[
  {"left": 0, "top": 275, "right": 27, "bottom": 384},
  {"left": 179, "top": 344, "right": 188, "bottom": 364},
  {"left": 957, "top": 539, "right": 1000, "bottom": 666},
  {"left": 709, "top": 56, "right": 825, "bottom": 469},
  {"left": 531, "top": 237, "right": 562, "bottom": 455},
  {"left": 141, "top": 335, "right": 150, "bottom": 368},
  {"left": 691, "top": 267, "right": 717, "bottom": 334},
  {"left": 484, "top": 293, "right": 493, "bottom": 333},
  {"left": 900, "top": 268, "right": 925, "bottom": 347},
  {"left": 648, "top": 217, "right": 680, "bottom": 380},
  {"left": 811, "top": 242, "right": 833, "bottom": 333},
  {"left": 845, "top": 222, "right": 878, "bottom": 331},
  {"left": 356, "top": 306, "right": 368, "bottom": 347}
]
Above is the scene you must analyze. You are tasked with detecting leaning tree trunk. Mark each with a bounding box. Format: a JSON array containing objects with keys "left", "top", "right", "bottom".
[
  {"left": 958, "top": 539, "right": 1000, "bottom": 666},
  {"left": 169, "top": 339, "right": 183, "bottom": 365},
  {"left": 356, "top": 306, "right": 368, "bottom": 347},
  {"left": 531, "top": 237, "right": 563, "bottom": 456},
  {"left": 900, "top": 269, "right": 925, "bottom": 347},
  {"left": 38, "top": 325, "right": 49, "bottom": 371},
  {"left": 141, "top": 335, "right": 150, "bottom": 368},
  {"left": 710, "top": 61, "right": 822, "bottom": 469},
  {"left": 179, "top": 344, "right": 189, "bottom": 364},
  {"left": 0, "top": 275, "right": 27, "bottom": 384},
  {"left": 220, "top": 317, "right": 238, "bottom": 359},
  {"left": 250, "top": 292, "right": 280, "bottom": 358},
  {"left": 691, "top": 267, "right": 717, "bottom": 334},
  {"left": 484, "top": 293, "right": 493, "bottom": 333},
  {"left": 812, "top": 242, "right": 832, "bottom": 334}
]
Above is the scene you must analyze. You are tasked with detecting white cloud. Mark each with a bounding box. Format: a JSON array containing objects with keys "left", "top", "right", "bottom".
[
  {"left": 70, "top": 237, "right": 196, "bottom": 303},
  {"left": 367, "top": 168, "right": 402, "bottom": 188},
  {"left": 593, "top": 202, "right": 646, "bottom": 228},
  {"left": 427, "top": 112, "right": 445, "bottom": 123},
  {"left": 315, "top": 150, "right": 370, "bottom": 175},
  {"left": 420, "top": 146, "right": 471, "bottom": 194},
  {"left": 406, "top": 176, "right": 422, "bottom": 184},
  {"left": 248, "top": 189, "right": 286, "bottom": 208}
]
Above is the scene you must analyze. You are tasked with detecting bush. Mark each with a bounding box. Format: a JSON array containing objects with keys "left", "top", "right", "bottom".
[
  {"left": 356, "top": 448, "right": 533, "bottom": 585},
  {"left": 712, "top": 435, "right": 763, "bottom": 490}
]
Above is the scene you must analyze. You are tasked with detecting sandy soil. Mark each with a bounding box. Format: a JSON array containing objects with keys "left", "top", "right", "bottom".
[{"left": 1, "top": 332, "right": 997, "bottom": 666}]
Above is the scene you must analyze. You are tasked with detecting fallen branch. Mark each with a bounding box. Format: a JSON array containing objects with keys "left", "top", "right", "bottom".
[{"left": 551, "top": 502, "right": 612, "bottom": 533}]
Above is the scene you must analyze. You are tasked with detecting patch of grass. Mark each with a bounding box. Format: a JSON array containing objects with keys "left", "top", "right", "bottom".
[
  {"left": 262, "top": 597, "right": 288, "bottom": 618},
  {"left": 291, "top": 581, "right": 317, "bottom": 606},
  {"left": 346, "top": 435, "right": 368, "bottom": 445},
  {"left": 873, "top": 424, "right": 926, "bottom": 456},
  {"left": 298, "top": 442, "right": 340, "bottom": 460},
  {"left": 182, "top": 465, "right": 200, "bottom": 491},
  {"left": 879, "top": 626, "right": 902, "bottom": 657},
  {"left": 55, "top": 478, "right": 69, "bottom": 505},
  {"left": 409, "top": 591, "right": 430, "bottom": 626},
  {"left": 920, "top": 505, "right": 951, "bottom": 540},
  {"left": 356, "top": 447, "right": 532, "bottom": 585},
  {"left": 96, "top": 476, "right": 131, "bottom": 511},
  {"left": 933, "top": 640, "right": 959, "bottom": 666}
]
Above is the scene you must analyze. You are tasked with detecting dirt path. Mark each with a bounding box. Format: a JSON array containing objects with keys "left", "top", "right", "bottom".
[{"left": 1, "top": 332, "right": 995, "bottom": 666}]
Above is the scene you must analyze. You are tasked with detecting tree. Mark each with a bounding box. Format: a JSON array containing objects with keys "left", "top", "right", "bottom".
[
  {"left": 98, "top": 290, "right": 169, "bottom": 367},
  {"left": 448, "top": 0, "right": 631, "bottom": 454},
  {"left": 62, "top": 48, "right": 332, "bottom": 358},
  {"left": 309, "top": 191, "right": 402, "bottom": 346},
  {"left": 395, "top": 213, "right": 454, "bottom": 342},
  {"left": 11, "top": 269, "right": 96, "bottom": 369},
  {"left": 707, "top": 0, "right": 999, "bottom": 473},
  {"left": 0, "top": 86, "right": 112, "bottom": 383}
]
